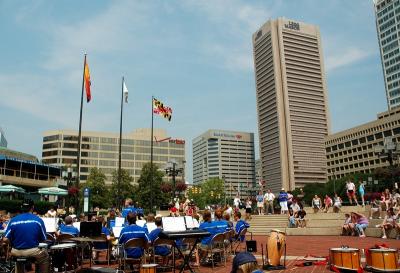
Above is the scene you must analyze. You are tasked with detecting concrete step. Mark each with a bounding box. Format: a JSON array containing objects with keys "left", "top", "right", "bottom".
[
  {"left": 365, "top": 228, "right": 398, "bottom": 239},
  {"left": 305, "top": 213, "right": 346, "bottom": 220},
  {"left": 304, "top": 205, "right": 367, "bottom": 213},
  {"left": 285, "top": 227, "right": 342, "bottom": 236}
]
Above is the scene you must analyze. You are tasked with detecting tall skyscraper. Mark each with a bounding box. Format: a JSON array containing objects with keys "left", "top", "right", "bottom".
[
  {"left": 0, "top": 127, "right": 7, "bottom": 148},
  {"left": 374, "top": 0, "right": 400, "bottom": 109},
  {"left": 42, "top": 128, "right": 185, "bottom": 184},
  {"left": 192, "top": 130, "right": 256, "bottom": 198},
  {"left": 252, "top": 18, "right": 330, "bottom": 192}
]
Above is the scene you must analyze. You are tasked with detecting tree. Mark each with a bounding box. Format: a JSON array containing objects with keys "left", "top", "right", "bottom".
[
  {"left": 110, "top": 169, "right": 134, "bottom": 208},
  {"left": 135, "top": 162, "right": 168, "bottom": 212},
  {"left": 81, "top": 168, "right": 110, "bottom": 209},
  {"left": 188, "top": 178, "right": 224, "bottom": 209}
]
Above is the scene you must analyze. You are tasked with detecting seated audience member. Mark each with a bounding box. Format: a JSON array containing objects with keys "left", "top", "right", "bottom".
[
  {"left": 369, "top": 198, "right": 382, "bottom": 219},
  {"left": 118, "top": 212, "right": 149, "bottom": 259},
  {"left": 295, "top": 208, "right": 307, "bottom": 228},
  {"left": 342, "top": 213, "right": 354, "bottom": 236},
  {"left": 333, "top": 193, "right": 342, "bottom": 213},
  {"left": 288, "top": 208, "right": 296, "bottom": 228},
  {"left": 149, "top": 218, "right": 171, "bottom": 257},
  {"left": 46, "top": 207, "right": 57, "bottom": 218},
  {"left": 231, "top": 252, "right": 262, "bottom": 273},
  {"left": 376, "top": 208, "right": 397, "bottom": 239},
  {"left": 223, "top": 213, "right": 234, "bottom": 230},
  {"left": 351, "top": 212, "right": 368, "bottom": 238},
  {"left": 312, "top": 195, "right": 322, "bottom": 213},
  {"left": 57, "top": 216, "right": 79, "bottom": 236},
  {"left": 290, "top": 200, "right": 301, "bottom": 215},
  {"left": 92, "top": 216, "right": 111, "bottom": 260},
  {"left": 213, "top": 209, "right": 230, "bottom": 234},
  {"left": 234, "top": 211, "right": 250, "bottom": 241},
  {"left": 169, "top": 203, "right": 178, "bottom": 217},
  {"left": 323, "top": 195, "right": 333, "bottom": 213},
  {"left": 4, "top": 200, "right": 49, "bottom": 273}
]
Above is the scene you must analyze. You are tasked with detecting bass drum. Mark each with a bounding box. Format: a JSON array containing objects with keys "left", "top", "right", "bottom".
[
  {"left": 267, "top": 229, "right": 286, "bottom": 266},
  {"left": 366, "top": 248, "right": 399, "bottom": 272},
  {"left": 330, "top": 248, "right": 360, "bottom": 271}
]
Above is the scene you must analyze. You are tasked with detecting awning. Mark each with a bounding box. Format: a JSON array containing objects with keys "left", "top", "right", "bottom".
[
  {"left": 0, "top": 185, "right": 26, "bottom": 193},
  {"left": 38, "top": 187, "right": 68, "bottom": 196}
]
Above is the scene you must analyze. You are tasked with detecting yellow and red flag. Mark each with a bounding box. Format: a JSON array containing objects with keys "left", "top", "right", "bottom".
[
  {"left": 153, "top": 98, "right": 172, "bottom": 121},
  {"left": 84, "top": 58, "right": 91, "bottom": 102}
]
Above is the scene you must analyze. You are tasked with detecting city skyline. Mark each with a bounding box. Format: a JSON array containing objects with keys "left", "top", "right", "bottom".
[{"left": 0, "top": 1, "right": 387, "bottom": 183}]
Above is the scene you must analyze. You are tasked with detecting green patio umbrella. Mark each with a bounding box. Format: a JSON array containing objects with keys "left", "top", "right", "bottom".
[
  {"left": 0, "top": 185, "right": 26, "bottom": 194},
  {"left": 38, "top": 187, "right": 68, "bottom": 196}
]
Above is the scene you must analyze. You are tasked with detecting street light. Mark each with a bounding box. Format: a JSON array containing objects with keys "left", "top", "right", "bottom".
[
  {"left": 62, "top": 167, "right": 77, "bottom": 208},
  {"left": 165, "top": 160, "right": 183, "bottom": 200}
]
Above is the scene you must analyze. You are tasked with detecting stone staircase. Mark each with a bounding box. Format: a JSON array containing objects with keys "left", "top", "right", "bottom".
[{"left": 248, "top": 205, "right": 398, "bottom": 239}]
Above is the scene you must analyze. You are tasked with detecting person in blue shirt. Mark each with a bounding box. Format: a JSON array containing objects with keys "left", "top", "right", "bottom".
[
  {"left": 278, "top": 189, "right": 289, "bottom": 214},
  {"left": 92, "top": 216, "right": 111, "bottom": 261},
  {"left": 121, "top": 198, "right": 137, "bottom": 219},
  {"left": 57, "top": 216, "right": 79, "bottom": 237},
  {"left": 4, "top": 199, "right": 49, "bottom": 273},
  {"left": 119, "top": 212, "right": 149, "bottom": 259},
  {"left": 213, "top": 209, "right": 230, "bottom": 234},
  {"left": 149, "top": 218, "right": 171, "bottom": 257},
  {"left": 234, "top": 211, "right": 250, "bottom": 242}
]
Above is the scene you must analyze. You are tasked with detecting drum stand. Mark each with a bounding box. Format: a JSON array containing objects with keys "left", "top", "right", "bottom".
[{"left": 261, "top": 242, "right": 286, "bottom": 270}]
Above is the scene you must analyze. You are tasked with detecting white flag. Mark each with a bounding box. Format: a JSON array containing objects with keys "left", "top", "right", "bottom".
[{"left": 123, "top": 81, "right": 129, "bottom": 103}]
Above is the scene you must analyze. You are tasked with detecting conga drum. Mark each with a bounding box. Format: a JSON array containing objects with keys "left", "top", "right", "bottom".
[
  {"left": 267, "top": 229, "right": 286, "bottom": 266},
  {"left": 140, "top": 264, "right": 158, "bottom": 273},
  {"left": 50, "top": 243, "right": 78, "bottom": 271},
  {"left": 366, "top": 248, "right": 399, "bottom": 271},
  {"left": 330, "top": 248, "right": 360, "bottom": 271}
]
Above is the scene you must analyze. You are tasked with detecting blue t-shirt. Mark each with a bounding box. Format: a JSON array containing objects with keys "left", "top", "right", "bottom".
[
  {"left": 119, "top": 224, "right": 149, "bottom": 258},
  {"left": 121, "top": 206, "right": 137, "bottom": 219},
  {"left": 93, "top": 226, "right": 110, "bottom": 250},
  {"left": 149, "top": 228, "right": 170, "bottom": 256},
  {"left": 213, "top": 219, "right": 230, "bottom": 234},
  {"left": 59, "top": 224, "right": 79, "bottom": 236},
  {"left": 235, "top": 219, "right": 250, "bottom": 241},
  {"left": 278, "top": 192, "right": 288, "bottom": 202},
  {"left": 199, "top": 221, "right": 218, "bottom": 246},
  {"left": 256, "top": 195, "right": 264, "bottom": 202},
  {"left": 5, "top": 213, "right": 46, "bottom": 249}
]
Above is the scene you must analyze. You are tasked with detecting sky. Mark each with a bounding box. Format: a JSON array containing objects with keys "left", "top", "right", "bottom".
[{"left": 0, "top": 0, "right": 387, "bottom": 183}]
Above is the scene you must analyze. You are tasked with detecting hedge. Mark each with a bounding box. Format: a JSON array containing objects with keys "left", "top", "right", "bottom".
[{"left": 0, "top": 200, "right": 55, "bottom": 215}]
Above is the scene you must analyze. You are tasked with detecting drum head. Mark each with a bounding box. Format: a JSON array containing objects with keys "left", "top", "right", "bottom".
[
  {"left": 50, "top": 243, "right": 76, "bottom": 249},
  {"left": 142, "top": 264, "right": 158, "bottom": 268},
  {"left": 38, "top": 243, "right": 48, "bottom": 248},
  {"left": 369, "top": 248, "right": 397, "bottom": 252},
  {"left": 330, "top": 248, "right": 359, "bottom": 252}
]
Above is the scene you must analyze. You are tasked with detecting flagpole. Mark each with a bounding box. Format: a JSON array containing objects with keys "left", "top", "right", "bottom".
[
  {"left": 150, "top": 96, "right": 154, "bottom": 212},
  {"left": 118, "top": 76, "right": 124, "bottom": 210},
  {"left": 76, "top": 53, "right": 86, "bottom": 212}
]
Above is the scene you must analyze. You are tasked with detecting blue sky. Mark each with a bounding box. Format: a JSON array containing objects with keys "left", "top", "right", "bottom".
[{"left": 0, "top": 1, "right": 387, "bottom": 182}]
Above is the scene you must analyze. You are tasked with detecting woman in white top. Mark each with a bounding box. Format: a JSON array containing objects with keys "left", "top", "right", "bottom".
[
  {"left": 312, "top": 195, "right": 322, "bottom": 213},
  {"left": 333, "top": 193, "right": 342, "bottom": 213},
  {"left": 376, "top": 208, "right": 397, "bottom": 239},
  {"left": 245, "top": 198, "right": 252, "bottom": 221}
]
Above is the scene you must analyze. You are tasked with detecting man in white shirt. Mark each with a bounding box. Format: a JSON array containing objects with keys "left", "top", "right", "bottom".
[
  {"left": 346, "top": 180, "right": 358, "bottom": 205},
  {"left": 264, "top": 189, "right": 275, "bottom": 215}
]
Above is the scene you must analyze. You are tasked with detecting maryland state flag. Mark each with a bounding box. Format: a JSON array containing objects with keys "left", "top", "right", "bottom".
[
  {"left": 84, "top": 57, "right": 91, "bottom": 102},
  {"left": 153, "top": 98, "right": 172, "bottom": 121}
]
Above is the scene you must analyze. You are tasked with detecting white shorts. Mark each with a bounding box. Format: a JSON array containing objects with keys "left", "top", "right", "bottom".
[
  {"left": 280, "top": 201, "right": 288, "bottom": 211},
  {"left": 257, "top": 202, "right": 264, "bottom": 208}
]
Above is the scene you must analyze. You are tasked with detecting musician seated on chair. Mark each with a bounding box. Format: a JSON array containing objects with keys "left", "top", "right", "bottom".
[
  {"left": 149, "top": 218, "right": 171, "bottom": 257},
  {"left": 3, "top": 199, "right": 49, "bottom": 273},
  {"left": 56, "top": 216, "right": 79, "bottom": 237},
  {"left": 234, "top": 211, "right": 250, "bottom": 241},
  {"left": 198, "top": 210, "right": 218, "bottom": 253},
  {"left": 213, "top": 209, "right": 231, "bottom": 233},
  {"left": 121, "top": 198, "right": 137, "bottom": 219},
  {"left": 92, "top": 215, "right": 111, "bottom": 260},
  {"left": 119, "top": 212, "right": 149, "bottom": 259}
]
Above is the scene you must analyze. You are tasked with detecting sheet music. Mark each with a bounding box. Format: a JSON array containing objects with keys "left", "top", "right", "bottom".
[
  {"left": 146, "top": 222, "right": 157, "bottom": 233},
  {"left": 162, "top": 216, "right": 186, "bottom": 232},
  {"left": 185, "top": 216, "right": 195, "bottom": 229},
  {"left": 112, "top": 226, "right": 123, "bottom": 238},
  {"left": 193, "top": 218, "right": 200, "bottom": 228},
  {"left": 136, "top": 219, "right": 146, "bottom": 227},
  {"left": 73, "top": 222, "right": 80, "bottom": 231},
  {"left": 42, "top": 217, "right": 58, "bottom": 233},
  {"left": 115, "top": 217, "right": 125, "bottom": 227}
]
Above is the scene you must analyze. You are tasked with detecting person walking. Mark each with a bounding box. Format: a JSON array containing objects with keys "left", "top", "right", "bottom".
[
  {"left": 264, "top": 189, "right": 275, "bottom": 215},
  {"left": 346, "top": 180, "right": 359, "bottom": 205},
  {"left": 358, "top": 180, "right": 365, "bottom": 207}
]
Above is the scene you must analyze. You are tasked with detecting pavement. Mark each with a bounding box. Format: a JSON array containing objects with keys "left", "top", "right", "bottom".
[{"left": 84, "top": 235, "right": 400, "bottom": 273}]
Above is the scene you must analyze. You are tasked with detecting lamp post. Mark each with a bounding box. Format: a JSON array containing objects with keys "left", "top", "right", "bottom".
[
  {"left": 165, "top": 160, "right": 183, "bottom": 200},
  {"left": 332, "top": 169, "right": 336, "bottom": 194},
  {"left": 62, "top": 167, "right": 77, "bottom": 209}
]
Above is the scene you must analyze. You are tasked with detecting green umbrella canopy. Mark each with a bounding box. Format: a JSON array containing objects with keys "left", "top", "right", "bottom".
[
  {"left": 0, "top": 185, "right": 26, "bottom": 193},
  {"left": 38, "top": 187, "right": 68, "bottom": 196}
]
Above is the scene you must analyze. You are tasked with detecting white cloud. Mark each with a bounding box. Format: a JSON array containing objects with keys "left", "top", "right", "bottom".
[{"left": 325, "top": 47, "right": 372, "bottom": 72}]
